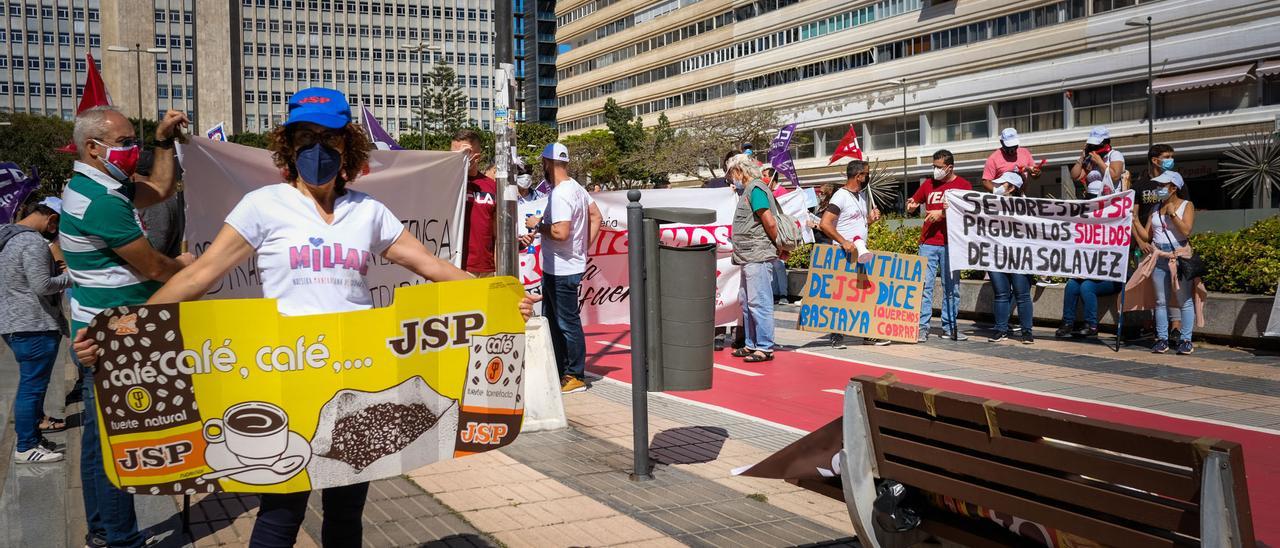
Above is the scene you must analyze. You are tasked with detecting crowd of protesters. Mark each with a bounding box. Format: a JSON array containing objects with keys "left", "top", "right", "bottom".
[{"left": 0, "top": 74, "right": 1212, "bottom": 547}]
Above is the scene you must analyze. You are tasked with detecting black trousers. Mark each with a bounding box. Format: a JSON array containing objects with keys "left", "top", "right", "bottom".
[{"left": 249, "top": 482, "right": 369, "bottom": 548}]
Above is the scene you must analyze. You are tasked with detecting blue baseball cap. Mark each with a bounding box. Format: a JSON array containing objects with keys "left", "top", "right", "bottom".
[{"left": 285, "top": 87, "right": 351, "bottom": 129}]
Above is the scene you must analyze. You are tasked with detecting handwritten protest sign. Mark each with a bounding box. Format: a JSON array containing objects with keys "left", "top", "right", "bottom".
[
  {"left": 85, "top": 277, "right": 525, "bottom": 495},
  {"left": 944, "top": 190, "right": 1134, "bottom": 283},
  {"left": 797, "top": 244, "right": 925, "bottom": 343}
]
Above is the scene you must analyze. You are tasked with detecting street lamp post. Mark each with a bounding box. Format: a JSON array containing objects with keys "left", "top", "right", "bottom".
[
  {"left": 106, "top": 44, "right": 168, "bottom": 138},
  {"left": 400, "top": 42, "right": 441, "bottom": 150},
  {"left": 1125, "top": 16, "right": 1155, "bottom": 148},
  {"left": 900, "top": 78, "right": 908, "bottom": 208}
]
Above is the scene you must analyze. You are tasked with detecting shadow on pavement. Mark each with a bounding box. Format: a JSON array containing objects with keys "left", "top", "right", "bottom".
[
  {"left": 418, "top": 533, "right": 497, "bottom": 547},
  {"left": 649, "top": 426, "right": 728, "bottom": 465}
]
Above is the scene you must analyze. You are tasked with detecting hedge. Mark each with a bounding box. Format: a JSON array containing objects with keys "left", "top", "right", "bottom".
[{"left": 786, "top": 215, "right": 1280, "bottom": 296}]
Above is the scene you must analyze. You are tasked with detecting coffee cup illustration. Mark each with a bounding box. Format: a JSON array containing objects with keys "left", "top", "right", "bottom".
[{"left": 203, "top": 401, "right": 291, "bottom": 465}]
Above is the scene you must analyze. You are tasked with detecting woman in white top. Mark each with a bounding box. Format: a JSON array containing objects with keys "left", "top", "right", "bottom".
[
  {"left": 1069, "top": 126, "right": 1124, "bottom": 197},
  {"left": 1142, "top": 171, "right": 1196, "bottom": 355},
  {"left": 75, "top": 88, "right": 534, "bottom": 547}
]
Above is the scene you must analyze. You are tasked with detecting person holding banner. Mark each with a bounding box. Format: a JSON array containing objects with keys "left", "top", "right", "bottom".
[
  {"left": 729, "top": 154, "right": 788, "bottom": 362},
  {"left": 906, "top": 150, "right": 971, "bottom": 342},
  {"left": 818, "top": 160, "right": 887, "bottom": 348},
  {"left": 984, "top": 172, "right": 1037, "bottom": 345},
  {"left": 75, "top": 88, "right": 536, "bottom": 547},
  {"left": 981, "top": 128, "right": 1041, "bottom": 192}
]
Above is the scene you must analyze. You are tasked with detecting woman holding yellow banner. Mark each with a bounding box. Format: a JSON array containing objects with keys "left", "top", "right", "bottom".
[{"left": 75, "top": 88, "right": 535, "bottom": 547}]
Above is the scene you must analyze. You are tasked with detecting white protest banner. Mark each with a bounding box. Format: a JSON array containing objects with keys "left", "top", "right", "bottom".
[
  {"left": 179, "top": 138, "right": 467, "bottom": 306},
  {"left": 518, "top": 187, "right": 741, "bottom": 325},
  {"left": 516, "top": 195, "right": 549, "bottom": 314},
  {"left": 945, "top": 190, "right": 1134, "bottom": 282}
]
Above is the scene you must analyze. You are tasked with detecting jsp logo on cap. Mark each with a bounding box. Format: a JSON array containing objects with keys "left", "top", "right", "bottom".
[{"left": 298, "top": 96, "right": 331, "bottom": 104}]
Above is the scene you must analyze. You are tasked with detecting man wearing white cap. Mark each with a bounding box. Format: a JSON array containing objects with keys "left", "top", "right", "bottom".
[
  {"left": 1070, "top": 126, "right": 1124, "bottom": 197},
  {"left": 982, "top": 128, "right": 1041, "bottom": 192},
  {"left": 524, "top": 142, "right": 602, "bottom": 394},
  {"left": 986, "top": 172, "right": 1037, "bottom": 345},
  {"left": 0, "top": 196, "right": 73, "bottom": 464}
]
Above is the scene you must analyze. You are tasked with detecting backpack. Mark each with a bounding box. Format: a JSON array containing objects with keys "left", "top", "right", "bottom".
[{"left": 766, "top": 189, "right": 804, "bottom": 252}]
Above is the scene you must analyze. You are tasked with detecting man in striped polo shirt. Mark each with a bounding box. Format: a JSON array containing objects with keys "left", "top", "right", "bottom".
[{"left": 63, "top": 106, "right": 191, "bottom": 548}]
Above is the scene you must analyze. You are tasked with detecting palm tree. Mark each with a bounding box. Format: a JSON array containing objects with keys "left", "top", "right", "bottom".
[{"left": 1220, "top": 130, "right": 1280, "bottom": 208}]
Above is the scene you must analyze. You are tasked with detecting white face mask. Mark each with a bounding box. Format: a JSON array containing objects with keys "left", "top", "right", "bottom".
[
  {"left": 993, "top": 185, "right": 1008, "bottom": 196},
  {"left": 515, "top": 174, "right": 533, "bottom": 189},
  {"left": 932, "top": 167, "right": 947, "bottom": 180}
]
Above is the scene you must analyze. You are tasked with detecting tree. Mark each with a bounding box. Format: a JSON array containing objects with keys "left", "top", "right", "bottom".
[
  {"left": 227, "top": 131, "right": 270, "bottom": 149},
  {"left": 515, "top": 122, "right": 558, "bottom": 180},
  {"left": 0, "top": 112, "right": 74, "bottom": 197},
  {"left": 665, "top": 108, "right": 781, "bottom": 183},
  {"left": 562, "top": 130, "right": 619, "bottom": 188},
  {"left": 415, "top": 58, "right": 472, "bottom": 134},
  {"left": 603, "top": 98, "right": 645, "bottom": 154}
]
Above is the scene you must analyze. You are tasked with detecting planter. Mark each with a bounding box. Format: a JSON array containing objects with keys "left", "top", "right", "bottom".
[{"left": 787, "top": 269, "right": 1277, "bottom": 346}]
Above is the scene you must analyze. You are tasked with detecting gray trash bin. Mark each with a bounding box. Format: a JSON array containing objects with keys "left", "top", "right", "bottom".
[{"left": 656, "top": 242, "right": 717, "bottom": 391}]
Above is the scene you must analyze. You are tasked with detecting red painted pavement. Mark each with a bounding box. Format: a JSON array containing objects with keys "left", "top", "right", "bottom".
[{"left": 583, "top": 325, "right": 1280, "bottom": 543}]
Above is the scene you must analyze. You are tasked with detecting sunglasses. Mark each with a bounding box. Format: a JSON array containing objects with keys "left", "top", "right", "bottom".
[
  {"left": 94, "top": 137, "right": 142, "bottom": 148},
  {"left": 289, "top": 128, "right": 345, "bottom": 148}
]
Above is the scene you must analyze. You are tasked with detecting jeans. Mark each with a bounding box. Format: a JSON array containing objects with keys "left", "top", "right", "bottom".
[
  {"left": 542, "top": 272, "right": 586, "bottom": 379},
  {"left": 1152, "top": 243, "right": 1195, "bottom": 340},
  {"left": 990, "top": 271, "right": 1033, "bottom": 334},
  {"left": 1061, "top": 279, "right": 1122, "bottom": 327},
  {"left": 250, "top": 483, "right": 369, "bottom": 548},
  {"left": 72, "top": 323, "right": 143, "bottom": 548},
  {"left": 918, "top": 244, "right": 959, "bottom": 334},
  {"left": 739, "top": 262, "right": 776, "bottom": 351},
  {"left": 2, "top": 331, "right": 60, "bottom": 452},
  {"left": 771, "top": 259, "right": 788, "bottom": 300}
]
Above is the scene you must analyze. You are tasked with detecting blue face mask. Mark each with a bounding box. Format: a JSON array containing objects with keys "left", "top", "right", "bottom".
[
  {"left": 296, "top": 143, "right": 342, "bottom": 186},
  {"left": 1160, "top": 158, "right": 1175, "bottom": 171},
  {"left": 1155, "top": 187, "right": 1171, "bottom": 201},
  {"left": 744, "top": 149, "right": 753, "bottom": 157}
]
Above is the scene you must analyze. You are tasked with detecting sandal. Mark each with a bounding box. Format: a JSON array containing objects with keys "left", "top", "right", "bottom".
[
  {"left": 730, "top": 348, "right": 753, "bottom": 358},
  {"left": 39, "top": 416, "right": 67, "bottom": 433},
  {"left": 743, "top": 351, "right": 774, "bottom": 363}
]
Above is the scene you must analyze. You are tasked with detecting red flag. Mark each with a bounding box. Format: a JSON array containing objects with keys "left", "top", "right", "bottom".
[
  {"left": 826, "top": 125, "right": 863, "bottom": 165},
  {"left": 58, "top": 53, "right": 112, "bottom": 153}
]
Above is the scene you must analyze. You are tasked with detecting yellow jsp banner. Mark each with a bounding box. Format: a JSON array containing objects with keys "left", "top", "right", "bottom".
[
  {"left": 85, "top": 277, "right": 527, "bottom": 495},
  {"left": 797, "top": 245, "right": 926, "bottom": 344}
]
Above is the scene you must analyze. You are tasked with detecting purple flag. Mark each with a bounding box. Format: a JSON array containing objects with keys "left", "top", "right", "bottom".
[
  {"left": 361, "top": 107, "right": 403, "bottom": 150},
  {"left": 767, "top": 123, "right": 799, "bottom": 188},
  {"left": 0, "top": 163, "right": 38, "bottom": 223}
]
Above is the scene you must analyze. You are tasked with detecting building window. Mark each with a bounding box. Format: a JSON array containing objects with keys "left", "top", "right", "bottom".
[
  {"left": 1073, "top": 81, "right": 1147, "bottom": 126},
  {"left": 1158, "top": 84, "right": 1252, "bottom": 119},
  {"left": 866, "top": 118, "right": 921, "bottom": 150},
  {"left": 1264, "top": 74, "right": 1280, "bottom": 106},
  {"left": 996, "top": 93, "right": 1063, "bottom": 134},
  {"left": 158, "top": 86, "right": 169, "bottom": 99},
  {"left": 1092, "top": 0, "right": 1157, "bottom": 13},
  {"left": 929, "top": 106, "right": 989, "bottom": 143}
]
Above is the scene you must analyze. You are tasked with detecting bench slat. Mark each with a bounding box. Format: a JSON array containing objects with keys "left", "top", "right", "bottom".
[
  {"left": 855, "top": 375, "right": 1202, "bottom": 468},
  {"left": 878, "top": 434, "right": 1201, "bottom": 537},
  {"left": 875, "top": 408, "right": 1201, "bottom": 502},
  {"left": 878, "top": 461, "right": 1183, "bottom": 548}
]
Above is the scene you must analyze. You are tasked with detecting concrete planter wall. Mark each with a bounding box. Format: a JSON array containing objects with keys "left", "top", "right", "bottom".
[{"left": 787, "top": 270, "right": 1277, "bottom": 346}]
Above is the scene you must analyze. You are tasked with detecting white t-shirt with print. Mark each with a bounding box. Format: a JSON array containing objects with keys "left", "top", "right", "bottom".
[
  {"left": 1087, "top": 149, "right": 1124, "bottom": 196},
  {"left": 224, "top": 183, "right": 404, "bottom": 316},
  {"left": 827, "top": 187, "right": 868, "bottom": 243},
  {"left": 540, "top": 177, "right": 591, "bottom": 276}
]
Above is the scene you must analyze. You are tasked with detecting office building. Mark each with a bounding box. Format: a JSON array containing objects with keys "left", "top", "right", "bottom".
[
  {"left": 1, "top": 0, "right": 499, "bottom": 138},
  {"left": 555, "top": 0, "right": 1280, "bottom": 209},
  {"left": 518, "top": 0, "right": 558, "bottom": 124}
]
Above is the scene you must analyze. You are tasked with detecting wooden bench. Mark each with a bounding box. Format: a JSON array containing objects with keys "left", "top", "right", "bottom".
[{"left": 837, "top": 374, "right": 1257, "bottom": 548}]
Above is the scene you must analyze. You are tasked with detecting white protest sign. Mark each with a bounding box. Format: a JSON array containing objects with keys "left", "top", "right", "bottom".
[
  {"left": 180, "top": 139, "right": 467, "bottom": 306},
  {"left": 944, "top": 190, "right": 1135, "bottom": 283}
]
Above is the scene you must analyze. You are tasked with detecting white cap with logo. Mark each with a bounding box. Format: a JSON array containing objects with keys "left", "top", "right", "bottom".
[
  {"left": 1086, "top": 126, "right": 1111, "bottom": 145},
  {"left": 541, "top": 142, "right": 570, "bottom": 162},
  {"left": 1151, "top": 170, "right": 1185, "bottom": 189},
  {"left": 999, "top": 128, "right": 1020, "bottom": 147},
  {"left": 993, "top": 171, "right": 1024, "bottom": 189},
  {"left": 38, "top": 197, "right": 63, "bottom": 212}
]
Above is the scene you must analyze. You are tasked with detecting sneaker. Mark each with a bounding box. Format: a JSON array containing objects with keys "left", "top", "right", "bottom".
[
  {"left": 1170, "top": 328, "right": 1183, "bottom": 346},
  {"left": 987, "top": 331, "right": 1009, "bottom": 343},
  {"left": 561, "top": 376, "right": 587, "bottom": 394},
  {"left": 14, "top": 445, "right": 62, "bottom": 464},
  {"left": 1021, "top": 331, "right": 1035, "bottom": 345},
  {"left": 830, "top": 335, "right": 847, "bottom": 350},
  {"left": 38, "top": 437, "right": 59, "bottom": 452},
  {"left": 1152, "top": 339, "right": 1169, "bottom": 354},
  {"left": 943, "top": 332, "right": 970, "bottom": 341},
  {"left": 1176, "top": 340, "right": 1194, "bottom": 355},
  {"left": 84, "top": 534, "right": 108, "bottom": 548},
  {"left": 1054, "top": 325, "right": 1073, "bottom": 338},
  {"left": 916, "top": 332, "right": 929, "bottom": 343},
  {"left": 863, "top": 338, "right": 892, "bottom": 347},
  {"left": 1073, "top": 325, "right": 1099, "bottom": 338}
]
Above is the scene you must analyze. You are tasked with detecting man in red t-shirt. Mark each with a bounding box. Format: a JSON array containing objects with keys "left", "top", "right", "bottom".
[
  {"left": 906, "top": 149, "right": 972, "bottom": 342},
  {"left": 451, "top": 129, "right": 497, "bottom": 276}
]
